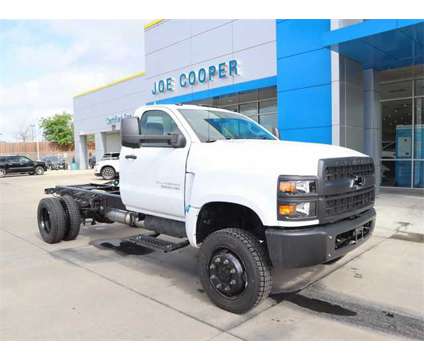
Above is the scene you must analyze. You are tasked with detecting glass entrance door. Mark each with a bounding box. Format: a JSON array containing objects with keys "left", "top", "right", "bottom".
[{"left": 379, "top": 66, "right": 424, "bottom": 189}]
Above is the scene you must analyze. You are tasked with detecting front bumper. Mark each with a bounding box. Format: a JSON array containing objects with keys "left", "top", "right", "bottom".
[{"left": 265, "top": 208, "right": 376, "bottom": 268}]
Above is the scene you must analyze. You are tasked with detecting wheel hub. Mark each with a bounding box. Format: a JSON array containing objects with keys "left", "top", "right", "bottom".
[{"left": 209, "top": 250, "right": 246, "bottom": 297}]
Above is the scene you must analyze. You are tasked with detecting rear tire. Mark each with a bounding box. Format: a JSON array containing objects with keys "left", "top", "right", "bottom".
[
  {"left": 61, "top": 195, "right": 81, "bottom": 241},
  {"left": 198, "top": 228, "right": 272, "bottom": 314},
  {"left": 101, "top": 166, "right": 116, "bottom": 180},
  {"left": 35, "top": 166, "right": 45, "bottom": 175},
  {"left": 37, "top": 197, "right": 67, "bottom": 243}
]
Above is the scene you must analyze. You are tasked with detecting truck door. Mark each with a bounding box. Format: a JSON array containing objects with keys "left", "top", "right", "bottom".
[{"left": 120, "top": 109, "right": 190, "bottom": 220}]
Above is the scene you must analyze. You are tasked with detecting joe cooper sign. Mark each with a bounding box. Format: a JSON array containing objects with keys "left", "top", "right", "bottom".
[{"left": 151, "top": 59, "right": 239, "bottom": 95}]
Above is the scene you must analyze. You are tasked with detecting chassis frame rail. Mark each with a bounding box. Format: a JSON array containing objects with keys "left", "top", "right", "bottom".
[{"left": 45, "top": 182, "right": 127, "bottom": 221}]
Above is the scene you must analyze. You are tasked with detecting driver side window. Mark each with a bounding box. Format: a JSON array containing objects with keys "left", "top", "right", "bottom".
[
  {"left": 138, "top": 110, "right": 181, "bottom": 136},
  {"left": 18, "top": 156, "right": 32, "bottom": 164}
]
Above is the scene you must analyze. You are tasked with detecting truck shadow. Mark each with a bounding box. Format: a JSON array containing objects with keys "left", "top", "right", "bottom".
[
  {"left": 90, "top": 239, "right": 155, "bottom": 255},
  {"left": 269, "top": 292, "right": 357, "bottom": 316},
  {"left": 50, "top": 233, "right": 344, "bottom": 296}
]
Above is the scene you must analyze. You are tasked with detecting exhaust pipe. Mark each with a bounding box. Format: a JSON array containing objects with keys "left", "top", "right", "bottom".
[{"left": 105, "top": 209, "right": 139, "bottom": 226}]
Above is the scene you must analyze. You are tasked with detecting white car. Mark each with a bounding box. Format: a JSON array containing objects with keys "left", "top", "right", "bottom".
[{"left": 94, "top": 152, "right": 120, "bottom": 180}]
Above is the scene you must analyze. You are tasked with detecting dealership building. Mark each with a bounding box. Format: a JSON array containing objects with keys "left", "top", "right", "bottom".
[{"left": 73, "top": 19, "right": 424, "bottom": 190}]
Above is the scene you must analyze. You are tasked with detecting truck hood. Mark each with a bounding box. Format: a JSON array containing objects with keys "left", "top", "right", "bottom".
[{"left": 188, "top": 139, "right": 368, "bottom": 176}]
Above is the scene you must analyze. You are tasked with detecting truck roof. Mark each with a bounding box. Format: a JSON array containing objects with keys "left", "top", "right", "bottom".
[{"left": 134, "top": 104, "right": 235, "bottom": 115}]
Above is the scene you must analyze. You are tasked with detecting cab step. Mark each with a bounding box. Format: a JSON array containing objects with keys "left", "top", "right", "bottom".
[{"left": 126, "top": 234, "right": 190, "bottom": 253}]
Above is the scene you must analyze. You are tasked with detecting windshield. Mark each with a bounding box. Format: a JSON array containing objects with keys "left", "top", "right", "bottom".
[{"left": 178, "top": 109, "right": 276, "bottom": 142}]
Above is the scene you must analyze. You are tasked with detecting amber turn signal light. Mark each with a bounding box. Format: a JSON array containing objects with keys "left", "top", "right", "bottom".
[
  {"left": 278, "top": 204, "right": 296, "bottom": 216},
  {"left": 279, "top": 181, "right": 296, "bottom": 193}
]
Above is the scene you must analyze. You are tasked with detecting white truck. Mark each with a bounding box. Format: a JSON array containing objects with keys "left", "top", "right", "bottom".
[{"left": 37, "top": 105, "right": 376, "bottom": 313}]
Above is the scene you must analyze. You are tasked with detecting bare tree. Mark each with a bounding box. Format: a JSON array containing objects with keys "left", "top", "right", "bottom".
[{"left": 15, "top": 123, "right": 32, "bottom": 142}]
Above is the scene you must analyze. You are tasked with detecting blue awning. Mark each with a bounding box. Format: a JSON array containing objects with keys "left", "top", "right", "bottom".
[{"left": 324, "top": 20, "right": 424, "bottom": 71}]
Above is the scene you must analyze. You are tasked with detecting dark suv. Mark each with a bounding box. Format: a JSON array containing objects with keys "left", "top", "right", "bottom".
[{"left": 0, "top": 155, "right": 48, "bottom": 177}]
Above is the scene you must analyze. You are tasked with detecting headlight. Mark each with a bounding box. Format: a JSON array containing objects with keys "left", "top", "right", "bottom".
[
  {"left": 277, "top": 176, "right": 318, "bottom": 220},
  {"left": 279, "top": 179, "right": 316, "bottom": 194}
]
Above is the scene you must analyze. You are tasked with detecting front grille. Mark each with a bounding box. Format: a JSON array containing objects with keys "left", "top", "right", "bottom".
[
  {"left": 318, "top": 157, "right": 376, "bottom": 222},
  {"left": 324, "top": 187, "right": 375, "bottom": 218},
  {"left": 325, "top": 162, "right": 374, "bottom": 181}
]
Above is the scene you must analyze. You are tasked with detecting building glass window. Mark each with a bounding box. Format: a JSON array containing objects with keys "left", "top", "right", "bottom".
[
  {"left": 380, "top": 80, "right": 412, "bottom": 100},
  {"left": 239, "top": 102, "right": 258, "bottom": 117},
  {"left": 188, "top": 86, "right": 277, "bottom": 132},
  {"left": 379, "top": 65, "right": 424, "bottom": 189}
]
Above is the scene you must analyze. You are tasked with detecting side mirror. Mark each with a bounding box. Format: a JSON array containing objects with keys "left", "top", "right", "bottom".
[
  {"left": 121, "top": 117, "right": 186, "bottom": 149},
  {"left": 121, "top": 116, "right": 141, "bottom": 148},
  {"left": 169, "top": 133, "right": 186, "bottom": 148},
  {"left": 139, "top": 133, "right": 186, "bottom": 148}
]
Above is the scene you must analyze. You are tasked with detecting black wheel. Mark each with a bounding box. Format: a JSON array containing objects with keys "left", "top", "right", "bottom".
[
  {"left": 198, "top": 228, "right": 272, "bottom": 314},
  {"left": 60, "top": 195, "right": 81, "bottom": 241},
  {"left": 37, "top": 197, "right": 67, "bottom": 244},
  {"left": 0, "top": 168, "right": 6, "bottom": 177},
  {"left": 35, "top": 166, "right": 45, "bottom": 175},
  {"left": 101, "top": 166, "right": 116, "bottom": 180}
]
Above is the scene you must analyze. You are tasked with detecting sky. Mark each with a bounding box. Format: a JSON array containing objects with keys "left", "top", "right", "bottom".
[{"left": 0, "top": 20, "right": 146, "bottom": 142}]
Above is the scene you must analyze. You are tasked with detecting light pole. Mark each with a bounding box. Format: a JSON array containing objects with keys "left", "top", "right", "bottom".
[
  {"left": 35, "top": 124, "right": 40, "bottom": 160},
  {"left": 30, "top": 124, "right": 40, "bottom": 160}
]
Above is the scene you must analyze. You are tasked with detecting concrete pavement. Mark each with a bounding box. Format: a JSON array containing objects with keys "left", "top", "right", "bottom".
[{"left": 0, "top": 170, "right": 423, "bottom": 340}]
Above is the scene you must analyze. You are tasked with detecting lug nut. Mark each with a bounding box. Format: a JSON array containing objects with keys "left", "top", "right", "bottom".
[
  {"left": 216, "top": 283, "right": 222, "bottom": 289},
  {"left": 209, "top": 264, "right": 215, "bottom": 270},
  {"left": 230, "top": 280, "right": 236, "bottom": 285},
  {"left": 223, "top": 259, "right": 229, "bottom": 265},
  {"left": 210, "top": 274, "right": 216, "bottom": 279},
  {"left": 224, "top": 286, "right": 230, "bottom": 292},
  {"left": 230, "top": 268, "right": 236, "bottom": 274},
  {"left": 215, "top": 257, "right": 221, "bottom": 263}
]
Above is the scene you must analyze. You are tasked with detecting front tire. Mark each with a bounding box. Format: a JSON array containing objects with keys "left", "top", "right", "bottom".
[
  {"left": 101, "top": 166, "right": 116, "bottom": 180},
  {"left": 198, "top": 228, "right": 272, "bottom": 314},
  {"left": 0, "top": 168, "right": 6, "bottom": 177},
  {"left": 37, "top": 197, "right": 67, "bottom": 243},
  {"left": 35, "top": 166, "right": 45, "bottom": 175}
]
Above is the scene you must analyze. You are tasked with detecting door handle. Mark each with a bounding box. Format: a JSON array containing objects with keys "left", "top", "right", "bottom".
[{"left": 125, "top": 154, "right": 137, "bottom": 159}]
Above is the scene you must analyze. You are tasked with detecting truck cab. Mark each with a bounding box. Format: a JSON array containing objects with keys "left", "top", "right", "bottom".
[{"left": 38, "top": 104, "right": 376, "bottom": 314}]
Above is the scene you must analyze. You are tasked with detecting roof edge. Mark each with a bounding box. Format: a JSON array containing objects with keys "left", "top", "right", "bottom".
[
  {"left": 73, "top": 71, "right": 145, "bottom": 98},
  {"left": 144, "top": 19, "right": 165, "bottom": 31}
]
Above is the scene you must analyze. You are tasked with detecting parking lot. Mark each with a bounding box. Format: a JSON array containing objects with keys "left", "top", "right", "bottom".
[{"left": 0, "top": 170, "right": 423, "bottom": 340}]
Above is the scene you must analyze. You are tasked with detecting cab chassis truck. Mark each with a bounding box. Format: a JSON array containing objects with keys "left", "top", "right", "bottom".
[{"left": 37, "top": 105, "right": 376, "bottom": 314}]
